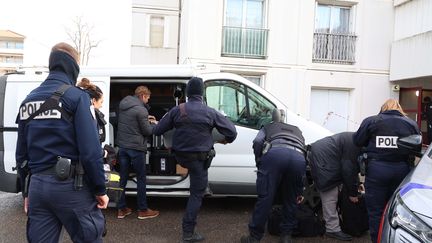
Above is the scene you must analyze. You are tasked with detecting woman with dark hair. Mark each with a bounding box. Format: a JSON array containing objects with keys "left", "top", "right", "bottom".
[{"left": 77, "top": 78, "right": 106, "bottom": 143}]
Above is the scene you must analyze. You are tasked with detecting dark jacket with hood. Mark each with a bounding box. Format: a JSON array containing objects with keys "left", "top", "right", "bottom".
[
  {"left": 15, "top": 50, "right": 106, "bottom": 195},
  {"left": 116, "top": 95, "right": 153, "bottom": 151},
  {"left": 309, "top": 132, "right": 361, "bottom": 197}
]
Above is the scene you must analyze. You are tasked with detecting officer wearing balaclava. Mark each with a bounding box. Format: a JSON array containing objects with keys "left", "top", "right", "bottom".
[{"left": 153, "top": 77, "right": 237, "bottom": 242}]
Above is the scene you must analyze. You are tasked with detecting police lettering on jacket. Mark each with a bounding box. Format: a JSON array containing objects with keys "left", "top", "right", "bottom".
[
  {"left": 353, "top": 110, "right": 420, "bottom": 162},
  {"left": 19, "top": 101, "right": 62, "bottom": 120}
]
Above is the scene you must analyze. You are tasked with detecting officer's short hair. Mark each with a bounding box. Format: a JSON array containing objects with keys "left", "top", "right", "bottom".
[
  {"left": 135, "top": 86, "right": 151, "bottom": 97},
  {"left": 51, "top": 42, "right": 80, "bottom": 64}
]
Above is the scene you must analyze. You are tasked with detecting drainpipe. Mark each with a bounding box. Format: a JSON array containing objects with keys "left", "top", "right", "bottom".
[{"left": 177, "top": 0, "right": 182, "bottom": 64}]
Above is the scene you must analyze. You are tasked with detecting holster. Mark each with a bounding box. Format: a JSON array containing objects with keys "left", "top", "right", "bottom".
[
  {"left": 262, "top": 141, "right": 271, "bottom": 156},
  {"left": 357, "top": 153, "right": 368, "bottom": 176},
  {"left": 23, "top": 173, "right": 31, "bottom": 198},
  {"left": 20, "top": 160, "right": 30, "bottom": 198},
  {"left": 204, "top": 149, "right": 216, "bottom": 169},
  {"left": 74, "top": 161, "right": 85, "bottom": 191}
]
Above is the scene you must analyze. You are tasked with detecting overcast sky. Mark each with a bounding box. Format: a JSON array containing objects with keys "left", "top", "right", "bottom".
[{"left": 0, "top": 0, "right": 132, "bottom": 67}]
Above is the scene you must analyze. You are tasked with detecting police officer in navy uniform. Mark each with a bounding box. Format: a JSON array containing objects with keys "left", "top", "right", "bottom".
[
  {"left": 241, "top": 109, "right": 306, "bottom": 243},
  {"left": 153, "top": 77, "right": 237, "bottom": 243},
  {"left": 353, "top": 99, "right": 420, "bottom": 243},
  {"left": 16, "top": 42, "right": 108, "bottom": 243}
]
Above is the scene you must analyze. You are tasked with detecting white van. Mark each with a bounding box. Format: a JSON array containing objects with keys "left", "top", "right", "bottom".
[{"left": 0, "top": 65, "right": 331, "bottom": 196}]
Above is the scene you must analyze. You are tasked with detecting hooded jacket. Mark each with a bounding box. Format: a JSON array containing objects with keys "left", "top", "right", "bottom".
[{"left": 116, "top": 95, "right": 153, "bottom": 151}]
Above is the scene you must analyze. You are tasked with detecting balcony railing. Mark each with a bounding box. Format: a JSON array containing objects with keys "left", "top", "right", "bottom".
[
  {"left": 222, "top": 26, "right": 268, "bottom": 59},
  {"left": 313, "top": 32, "right": 357, "bottom": 64}
]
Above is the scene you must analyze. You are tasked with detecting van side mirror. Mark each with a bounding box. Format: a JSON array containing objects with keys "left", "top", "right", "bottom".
[{"left": 397, "top": 135, "right": 423, "bottom": 157}]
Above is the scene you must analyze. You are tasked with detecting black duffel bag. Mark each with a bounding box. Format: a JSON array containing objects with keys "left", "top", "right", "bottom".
[
  {"left": 338, "top": 185, "right": 369, "bottom": 237},
  {"left": 268, "top": 204, "right": 325, "bottom": 237}
]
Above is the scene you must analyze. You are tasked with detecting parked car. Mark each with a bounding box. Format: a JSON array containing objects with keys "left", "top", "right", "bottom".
[{"left": 378, "top": 135, "right": 432, "bottom": 242}]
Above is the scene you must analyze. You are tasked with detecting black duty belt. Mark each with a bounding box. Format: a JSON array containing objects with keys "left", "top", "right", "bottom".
[
  {"left": 271, "top": 144, "right": 304, "bottom": 155},
  {"left": 35, "top": 164, "right": 76, "bottom": 178}
]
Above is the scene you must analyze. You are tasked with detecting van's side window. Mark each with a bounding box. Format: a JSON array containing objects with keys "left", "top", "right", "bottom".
[{"left": 205, "top": 80, "right": 276, "bottom": 129}]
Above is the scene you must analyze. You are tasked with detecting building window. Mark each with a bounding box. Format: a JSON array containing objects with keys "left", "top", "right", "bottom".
[
  {"left": 2, "top": 56, "right": 23, "bottom": 64},
  {"left": 222, "top": 0, "right": 268, "bottom": 58},
  {"left": 150, "top": 16, "right": 164, "bottom": 48},
  {"left": 313, "top": 3, "right": 357, "bottom": 64},
  {"left": 242, "top": 74, "right": 263, "bottom": 86}
]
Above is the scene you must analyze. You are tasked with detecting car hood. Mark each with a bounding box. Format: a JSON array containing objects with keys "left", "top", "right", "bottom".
[{"left": 399, "top": 153, "right": 432, "bottom": 225}]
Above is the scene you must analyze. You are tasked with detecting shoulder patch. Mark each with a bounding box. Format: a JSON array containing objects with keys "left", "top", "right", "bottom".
[{"left": 19, "top": 101, "right": 62, "bottom": 120}]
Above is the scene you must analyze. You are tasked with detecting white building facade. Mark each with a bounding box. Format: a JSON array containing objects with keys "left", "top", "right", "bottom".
[
  {"left": 131, "top": 0, "right": 397, "bottom": 133},
  {"left": 390, "top": 0, "right": 432, "bottom": 142}
]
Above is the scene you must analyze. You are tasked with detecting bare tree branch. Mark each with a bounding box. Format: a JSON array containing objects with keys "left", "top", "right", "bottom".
[{"left": 65, "top": 16, "right": 101, "bottom": 65}]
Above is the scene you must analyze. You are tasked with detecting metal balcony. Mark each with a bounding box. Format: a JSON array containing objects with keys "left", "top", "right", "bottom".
[
  {"left": 222, "top": 26, "right": 268, "bottom": 59},
  {"left": 313, "top": 32, "right": 357, "bottom": 64}
]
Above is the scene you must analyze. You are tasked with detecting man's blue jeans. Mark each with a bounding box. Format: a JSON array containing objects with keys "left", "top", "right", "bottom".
[{"left": 117, "top": 148, "right": 148, "bottom": 211}]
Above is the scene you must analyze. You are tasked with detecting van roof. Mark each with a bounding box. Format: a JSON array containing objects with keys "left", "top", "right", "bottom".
[{"left": 80, "top": 64, "right": 205, "bottom": 78}]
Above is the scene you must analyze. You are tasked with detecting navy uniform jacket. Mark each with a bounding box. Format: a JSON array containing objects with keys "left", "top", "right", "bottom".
[
  {"left": 253, "top": 122, "right": 305, "bottom": 160},
  {"left": 16, "top": 72, "right": 106, "bottom": 195},
  {"left": 309, "top": 132, "right": 361, "bottom": 196},
  {"left": 353, "top": 110, "right": 420, "bottom": 162},
  {"left": 153, "top": 95, "right": 237, "bottom": 152}
]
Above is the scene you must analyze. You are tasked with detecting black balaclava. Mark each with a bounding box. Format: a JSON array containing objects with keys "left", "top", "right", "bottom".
[
  {"left": 48, "top": 50, "right": 80, "bottom": 85},
  {"left": 186, "top": 77, "right": 204, "bottom": 97},
  {"left": 272, "top": 109, "right": 282, "bottom": 123}
]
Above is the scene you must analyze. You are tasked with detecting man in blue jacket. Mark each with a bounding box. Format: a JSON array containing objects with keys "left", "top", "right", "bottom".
[
  {"left": 153, "top": 77, "right": 237, "bottom": 243},
  {"left": 16, "top": 42, "right": 108, "bottom": 243}
]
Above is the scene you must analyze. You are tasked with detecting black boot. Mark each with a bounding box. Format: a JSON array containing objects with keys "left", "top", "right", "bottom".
[
  {"left": 279, "top": 234, "right": 292, "bottom": 243},
  {"left": 240, "top": 235, "right": 260, "bottom": 243},
  {"left": 182, "top": 232, "right": 204, "bottom": 243},
  {"left": 325, "top": 231, "right": 352, "bottom": 241}
]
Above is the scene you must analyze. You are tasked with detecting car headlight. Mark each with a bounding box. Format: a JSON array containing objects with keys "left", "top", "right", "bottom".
[{"left": 389, "top": 195, "right": 432, "bottom": 242}]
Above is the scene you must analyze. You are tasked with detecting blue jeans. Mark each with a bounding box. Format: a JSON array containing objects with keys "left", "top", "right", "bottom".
[
  {"left": 180, "top": 159, "right": 208, "bottom": 234},
  {"left": 249, "top": 147, "right": 306, "bottom": 240},
  {"left": 365, "top": 160, "right": 411, "bottom": 243},
  {"left": 27, "top": 174, "right": 104, "bottom": 243},
  {"left": 117, "top": 148, "right": 148, "bottom": 211}
]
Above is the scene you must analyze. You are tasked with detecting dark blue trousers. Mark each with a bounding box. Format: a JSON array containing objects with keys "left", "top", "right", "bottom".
[
  {"left": 118, "top": 148, "right": 148, "bottom": 210},
  {"left": 180, "top": 159, "right": 208, "bottom": 234},
  {"left": 27, "top": 174, "right": 104, "bottom": 243},
  {"left": 249, "top": 147, "right": 306, "bottom": 240},
  {"left": 365, "top": 160, "right": 411, "bottom": 243}
]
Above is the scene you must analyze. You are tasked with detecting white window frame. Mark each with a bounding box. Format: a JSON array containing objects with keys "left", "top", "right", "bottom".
[
  {"left": 224, "top": 0, "right": 268, "bottom": 28},
  {"left": 149, "top": 15, "right": 165, "bottom": 48},
  {"left": 314, "top": 2, "right": 356, "bottom": 34}
]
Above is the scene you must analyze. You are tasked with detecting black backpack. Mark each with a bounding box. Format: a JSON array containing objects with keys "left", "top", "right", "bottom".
[
  {"left": 338, "top": 185, "right": 369, "bottom": 237},
  {"left": 268, "top": 204, "right": 325, "bottom": 237}
]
